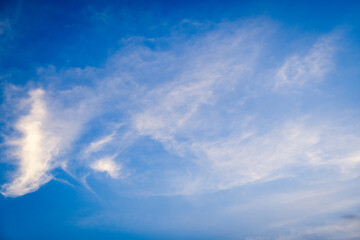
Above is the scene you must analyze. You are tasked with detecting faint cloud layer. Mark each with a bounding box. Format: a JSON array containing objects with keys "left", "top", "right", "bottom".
[
  {"left": 274, "top": 34, "right": 337, "bottom": 89},
  {"left": 247, "top": 215, "right": 360, "bottom": 240},
  {"left": 0, "top": 20, "right": 11, "bottom": 35}
]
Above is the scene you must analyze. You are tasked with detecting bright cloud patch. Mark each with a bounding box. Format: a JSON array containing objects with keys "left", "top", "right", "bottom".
[
  {"left": 90, "top": 157, "right": 121, "bottom": 179},
  {"left": 1, "top": 87, "right": 95, "bottom": 197},
  {"left": 1, "top": 89, "right": 59, "bottom": 197}
]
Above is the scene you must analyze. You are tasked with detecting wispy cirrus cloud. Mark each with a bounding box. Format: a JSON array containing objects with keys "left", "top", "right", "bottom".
[
  {"left": 274, "top": 33, "right": 338, "bottom": 89},
  {"left": 1, "top": 19, "right": 358, "bottom": 205},
  {"left": 83, "top": 133, "right": 115, "bottom": 156},
  {"left": 138, "top": 115, "right": 360, "bottom": 195}
]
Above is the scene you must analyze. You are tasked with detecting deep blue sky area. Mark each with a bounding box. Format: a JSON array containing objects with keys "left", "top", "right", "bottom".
[
  {"left": 2, "top": 0, "right": 360, "bottom": 73},
  {"left": 1, "top": 1, "right": 360, "bottom": 239}
]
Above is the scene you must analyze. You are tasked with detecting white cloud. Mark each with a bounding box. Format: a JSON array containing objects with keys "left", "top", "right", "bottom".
[
  {"left": 84, "top": 133, "right": 115, "bottom": 155},
  {"left": 0, "top": 89, "right": 59, "bottom": 197},
  {"left": 90, "top": 157, "right": 121, "bottom": 179},
  {"left": 134, "top": 78, "right": 214, "bottom": 144},
  {"left": 274, "top": 34, "right": 337, "bottom": 89},
  {"left": 190, "top": 121, "right": 320, "bottom": 190},
  {"left": 142, "top": 117, "right": 360, "bottom": 196},
  {"left": 127, "top": 25, "right": 359, "bottom": 196},
  {"left": 133, "top": 20, "right": 266, "bottom": 151},
  {"left": 0, "top": 86, "right": 98, "bottom": 197}
]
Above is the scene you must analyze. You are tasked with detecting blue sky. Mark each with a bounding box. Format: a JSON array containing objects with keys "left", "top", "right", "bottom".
[{"left": 1, "top": 0, "right": 360, "bottom": 239}]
